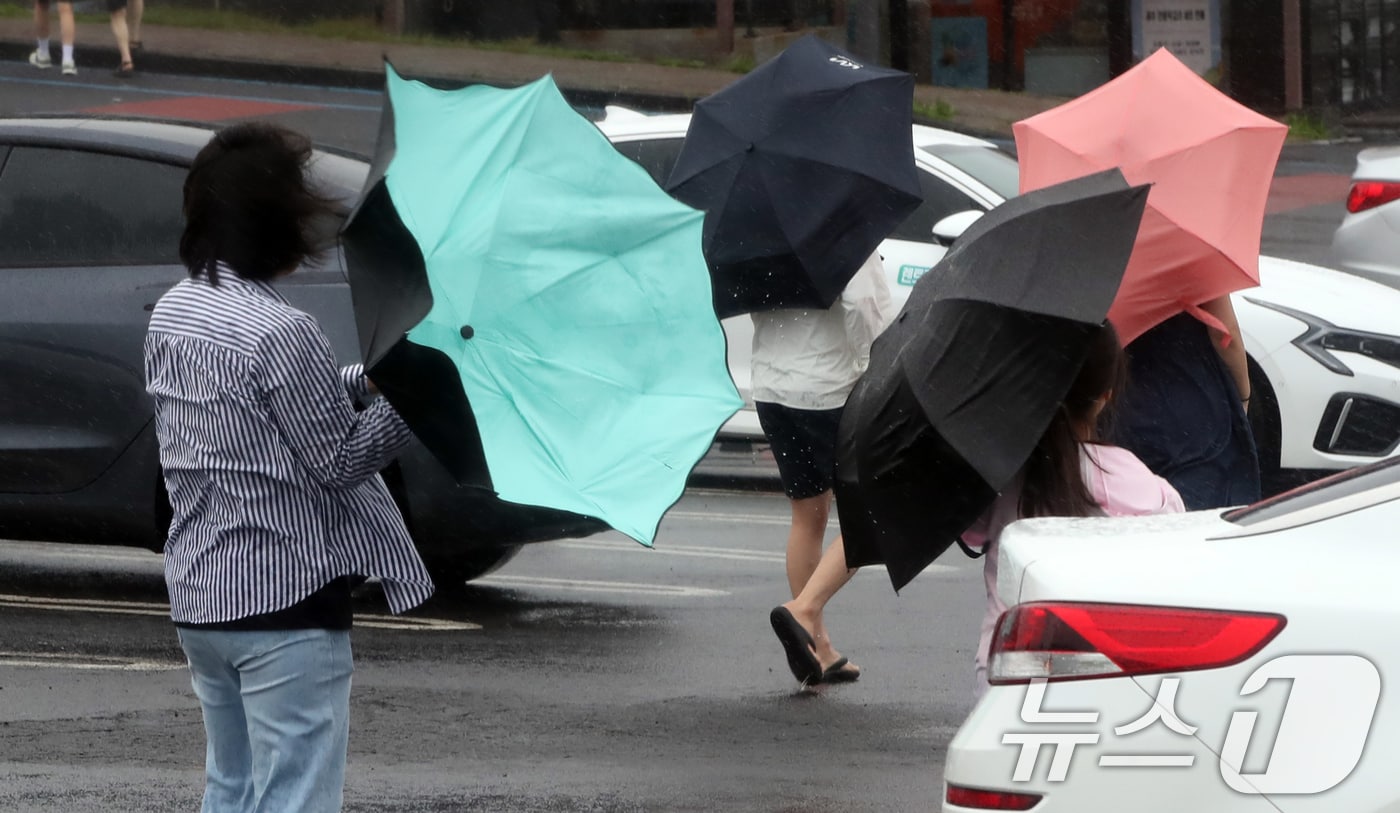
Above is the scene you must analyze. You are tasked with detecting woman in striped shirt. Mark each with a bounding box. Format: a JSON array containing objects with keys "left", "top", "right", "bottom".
[{"left": 144, "top": 122, "right": 434, "bottom": 813}]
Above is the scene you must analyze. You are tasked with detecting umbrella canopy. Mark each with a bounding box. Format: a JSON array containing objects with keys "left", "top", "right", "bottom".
[
  {"left": 665, "top": 34, "right": 923, "bottom": 319},
  {"left": 1013, "top": 48, "right": 1288, "bottom": 345},
  {"left": 835, "top": 170, "right": 1150, "bottom": 590},
  {"left": 341, "top": 65, "right": 742, "bottom": 546}
]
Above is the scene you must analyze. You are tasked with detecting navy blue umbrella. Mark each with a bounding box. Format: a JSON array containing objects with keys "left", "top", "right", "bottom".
[{"left": 665, "top": 35, "right": 923, "bottom": 319}]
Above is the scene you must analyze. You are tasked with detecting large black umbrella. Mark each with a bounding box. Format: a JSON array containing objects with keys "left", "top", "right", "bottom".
[
  {"left": 664, "top": 34, "right": 923, "bottom": 319},
  {"left": 835, "top": 169, "right": 1151, "bottom": 590}
]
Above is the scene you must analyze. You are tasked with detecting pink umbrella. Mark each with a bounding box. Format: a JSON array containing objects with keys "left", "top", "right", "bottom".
[{"left": 1013, "top": 48, "right": 1288, "bottom": 345}]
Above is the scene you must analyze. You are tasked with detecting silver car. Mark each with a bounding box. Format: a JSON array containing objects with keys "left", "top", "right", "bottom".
[
  {"left": 0, "top": 117, "right": 607, "bottom": 584},
  {"left": 1331, "top": 145, "right": 1400, "bottom": 288}
]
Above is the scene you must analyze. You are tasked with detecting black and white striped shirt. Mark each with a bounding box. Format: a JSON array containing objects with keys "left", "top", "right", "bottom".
[{"left": 144, "top": 269, "right": 434, "bottom": 623}]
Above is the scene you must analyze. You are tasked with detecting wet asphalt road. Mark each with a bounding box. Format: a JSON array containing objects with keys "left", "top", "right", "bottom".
[{"left": 0, "top": 489, "right": 984, "bottom": 812}]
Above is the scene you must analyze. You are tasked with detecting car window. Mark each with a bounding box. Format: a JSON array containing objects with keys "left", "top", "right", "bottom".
[
  {"left": 611, "top": 137, "right": 685, "bottom": 187},
  {"left": 0, "top": 146, "right": 186, "bottom": 268},
  {"left": 887, "top": 170, "right": 982, "bottom": 242},
  {"left": 921, "top": 144, "right": 1022, "bottom": 201}
]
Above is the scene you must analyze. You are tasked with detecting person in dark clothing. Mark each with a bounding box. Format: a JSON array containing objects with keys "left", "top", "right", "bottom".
[{"left": 1111, "top": 295, "right": 1261, "bottom": 510}]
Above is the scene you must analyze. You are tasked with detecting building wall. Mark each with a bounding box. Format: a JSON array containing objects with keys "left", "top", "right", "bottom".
[{"left": 1306, "top": 0, "right": 1400, "bottom": 107}]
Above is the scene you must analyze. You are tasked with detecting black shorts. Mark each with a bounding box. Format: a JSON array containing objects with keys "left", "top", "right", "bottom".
[
  {"left": 107, "top": 0, "right": 128, "bottom": 11},
  {"left": 756, "top": 401, "right": 843, "bottom": 500}
]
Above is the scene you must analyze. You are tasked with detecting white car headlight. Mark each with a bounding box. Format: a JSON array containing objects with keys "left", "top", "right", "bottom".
[{"left": 1245, "top": 297, "right": 1400, "bottom": 376}]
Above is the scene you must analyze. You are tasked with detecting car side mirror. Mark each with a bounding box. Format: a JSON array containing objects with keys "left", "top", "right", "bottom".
[{"left": 931, "top": 210, "right": 985, "bottom": 247}]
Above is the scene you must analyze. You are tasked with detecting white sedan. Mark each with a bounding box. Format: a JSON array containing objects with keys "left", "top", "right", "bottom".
[
  {"left": 943, "top": 456, "right": 1399, "bottom": 812},
  {"left": 600, "top": 109, "right": 1400, "bottom": 493}
]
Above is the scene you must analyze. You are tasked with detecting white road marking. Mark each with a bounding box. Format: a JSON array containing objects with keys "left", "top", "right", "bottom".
[
  {"left": 474, "top": 575, "right": 728, "bottom": 597},
  {"left": 0, "top": 651, "right": 186, "bottom": 672},
  {"left": 0, "top": 594, "right": 480, "bottom": 631}
]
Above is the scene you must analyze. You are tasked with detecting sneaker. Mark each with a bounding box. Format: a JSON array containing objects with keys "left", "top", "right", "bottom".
[
  {"left": 61, "top": 60, "right": 76, "bottom": 76},
  {"left": 28, "top": 50, "right": 52, "bottom": 69}
]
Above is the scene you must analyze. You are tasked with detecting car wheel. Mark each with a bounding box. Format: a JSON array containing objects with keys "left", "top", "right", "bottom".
[{"left": 422, "top": 546, "right": 522, "bottom": 589}]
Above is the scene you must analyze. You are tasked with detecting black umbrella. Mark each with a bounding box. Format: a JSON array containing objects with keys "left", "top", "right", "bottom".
[
  {"left": 664, "top": 34, "right": 923, "bottom": 319},
  {"left": 834, "top": 169, "right": 1151, "bottom": 590}
]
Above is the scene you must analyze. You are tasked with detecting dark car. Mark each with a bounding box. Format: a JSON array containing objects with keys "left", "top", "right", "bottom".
[{"left": 0, "top": 117, "right": 607, "bottom": 584}]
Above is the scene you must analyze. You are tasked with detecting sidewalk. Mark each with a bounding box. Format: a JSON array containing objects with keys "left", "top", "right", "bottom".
[{"left": 0, "top": 18, "right": 1065, "bottom": 139}]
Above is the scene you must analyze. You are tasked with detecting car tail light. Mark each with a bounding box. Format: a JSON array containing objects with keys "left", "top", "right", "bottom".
[
  {"left": 989, "top": 602, "right": 1285, "bottom": 683},
  {"left": 1345, "top": 180, "right": 1400, "bottom": 213},
  {"left": 946, "top": 784, "right": 1042, "bottom": 810}
]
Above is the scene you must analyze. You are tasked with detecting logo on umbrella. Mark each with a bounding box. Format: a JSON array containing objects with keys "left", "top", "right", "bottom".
[{"left": 829, "top": 55, "right": 863, "bottom": 70}]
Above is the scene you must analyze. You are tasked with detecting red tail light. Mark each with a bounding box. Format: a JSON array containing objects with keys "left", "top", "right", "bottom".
[
  {"left": 1346, "top": 180, "right": 1400, "bottom": 213},
  {"left": 946, "top": 784, "right": 1042, "bottom": 810},
  {"left": 989, "top": 602, "right": 1285, "bottom": 683}
]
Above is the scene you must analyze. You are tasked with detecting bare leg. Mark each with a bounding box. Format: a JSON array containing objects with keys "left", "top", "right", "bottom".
[
  {"left": 57, "top": 2, "right": 74, "bottom": 47},
  {"left": 784, "top": 535, "right": 859, "bottom": 673},
  {"left": 110, "top": 8, "right": 132, "bottom": 67},
  {"left": 34, "top": 2, "right": 50, "bottom": 41},
  {"left": 784, "top": 491, "right": 832, "bottom": 599},
  {"left": 128, "top": 0, "right": 143, "bottom": 44}
]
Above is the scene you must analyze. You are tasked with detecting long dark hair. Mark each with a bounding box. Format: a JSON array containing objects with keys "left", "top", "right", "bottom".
[
  {"left": 1018, "top": 321, "right": 1129, "bottom": 519},
  {"left": 179, "top": 122, "right": 335, "bottom": 284}
]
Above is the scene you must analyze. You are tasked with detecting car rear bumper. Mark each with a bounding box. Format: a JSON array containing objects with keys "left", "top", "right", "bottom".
[{"left": 943, "top": 678, "right": 1279, "bottom": 812}]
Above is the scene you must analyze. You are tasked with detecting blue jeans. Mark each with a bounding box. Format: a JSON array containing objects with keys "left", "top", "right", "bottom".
[{"left": 177, "top": 628, "right": 354, "bottom": 813}]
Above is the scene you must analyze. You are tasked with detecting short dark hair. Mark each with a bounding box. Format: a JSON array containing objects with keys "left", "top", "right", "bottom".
[{"left": 180, "top": 122, "right": 336, "bottom": 284}]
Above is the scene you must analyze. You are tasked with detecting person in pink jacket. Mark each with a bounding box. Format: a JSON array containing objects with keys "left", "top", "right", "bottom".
[{"left": 961, "top": 322, "right": 1186, "bottom": 700}]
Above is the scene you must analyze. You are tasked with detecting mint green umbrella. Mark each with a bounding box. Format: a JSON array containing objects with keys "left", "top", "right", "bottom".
[{"left": 344, "top": 67, "right": 740, "bottom": 546}]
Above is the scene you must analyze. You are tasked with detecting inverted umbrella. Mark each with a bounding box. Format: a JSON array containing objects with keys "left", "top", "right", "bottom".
[
  {"left": 341, "top": 65, "right": 742, "bottom": 546},
  {"left": 1013, "top": 48, "right": 1287, "bottom": 345},
  {"left": 665, "top": 34, "right": 923, "bottom": 318},
  {"left": 835, "top": 170, "right": 1150, "bottom": 590}
]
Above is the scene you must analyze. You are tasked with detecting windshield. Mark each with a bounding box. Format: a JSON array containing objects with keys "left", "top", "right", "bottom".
[{"left": 920, "top": 144, "right": 1021, "bottom": 200}]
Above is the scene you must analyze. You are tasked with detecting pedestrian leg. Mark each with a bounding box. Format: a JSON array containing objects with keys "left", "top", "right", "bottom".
[
  {"left": 110, "top": 3, "right": 134, "bottom": 76},
  {"left": 784, "top": 491, "right": 832, "bottom": 599},
  {"left": 239, "top": 629, "right": 354, "bottom": 813},
  {"left": 128, "top": 0, "right": 143, "bottom": 50},
  {"left": 29, "top": 1, "right": 52, "bottom": 68},
  {"left": 783, "top": 535, "right": 860, "bottom": 679},
  {"left": 178, "top": 629, "right": 256, "bottom": 813},
  {"left": 57, "top": 1, "right": 75, "bottom": 74}
]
